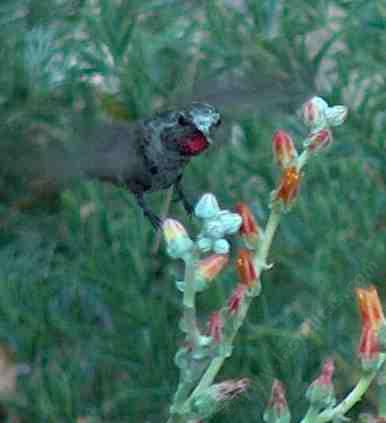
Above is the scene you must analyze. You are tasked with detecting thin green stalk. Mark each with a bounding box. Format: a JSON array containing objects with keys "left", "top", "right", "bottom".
[
  {"left": 186, "top": 208, "right": 282, "bottom": 404},
  {"left": 182, "top": 253, "right": 200, "bottom": 348},
  {"left": 304, "top": 355, "right": 386, "bottom": 423}
]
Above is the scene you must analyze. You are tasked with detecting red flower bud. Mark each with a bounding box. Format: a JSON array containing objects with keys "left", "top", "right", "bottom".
[
  {"left": 356, "top": 286, "right": 385, "bottom": 331},
  {"left": 272, "top": 130, "right": 298, "bottom": 169},
  {"left": 302, "top": 96, "right": 328, "bottom": 129},
  {"left": 208, "top": 311, "right": 224, "bottom": 343},
  {"left": 236, "top": 249, "right": 257, "bottom": 287},
  {"left": 227, "top": 283, "right": 247, "bottom": 315},
  {"left": 234, "top": 203, "right": 262, "bottom": 249},
  {"left": 306, "top": 129, "right": 332, "bottom": 153},
  {"left": 306, "top": 358, "right": 336, "bottom": 407},
  {"left": 274, "top": 166, "right": 301, "bottom": 207},
  {"left": 358, "top": 323, "right": 380, "bottom": 369},
  {"left": 264, "top": 380, "right": 290, "bottom": 423},
  {"left": 356, "top": 286, "right": 385, "bottom": 370}
]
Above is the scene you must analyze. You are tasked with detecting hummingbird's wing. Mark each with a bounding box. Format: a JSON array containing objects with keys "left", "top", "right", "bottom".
[{"left": 75, "top": 120, "right": 149, "bottom": 191}]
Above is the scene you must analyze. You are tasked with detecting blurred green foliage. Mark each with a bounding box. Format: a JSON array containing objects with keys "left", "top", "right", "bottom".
[{"left": 0, "top": 0, "right": 385, "bottom": 421}]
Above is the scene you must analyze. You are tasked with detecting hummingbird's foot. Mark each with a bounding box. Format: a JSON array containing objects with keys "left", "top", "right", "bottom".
[
  {"left": 145, "top": 212, "right": 163, "bottom": 229},
  {"left": 181, "top": 198, "right": 194, "bottom": 216},
  {"left": 174, "top": 178, "right": 194, "bottom": 216},
  {"left": 134, "top": 192, "right": 163, "bottom": 229}
]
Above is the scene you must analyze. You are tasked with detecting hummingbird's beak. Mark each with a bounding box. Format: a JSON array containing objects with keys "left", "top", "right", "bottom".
[
  {"left": 191, "top": 109, "right": 221, "bottom": 144},
  {"left": 194, "top": 121, "right": 213, "bottom": 144}
]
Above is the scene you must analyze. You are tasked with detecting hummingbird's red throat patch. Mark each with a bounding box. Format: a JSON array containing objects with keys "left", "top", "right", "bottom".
[{"left": 179, "top": 132, "right": 209, "bottom": 156}]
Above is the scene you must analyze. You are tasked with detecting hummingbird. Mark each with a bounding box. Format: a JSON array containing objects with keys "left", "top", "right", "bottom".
[
  {"left": 81, "top": 102, "right": 222, "bottom": 228},
  {"left": 12, "top": 103, "right": 222, "bottom": 228}
]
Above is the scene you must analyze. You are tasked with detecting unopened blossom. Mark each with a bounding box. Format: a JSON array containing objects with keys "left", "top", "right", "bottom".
[
  {"left": 217, "top": 210, "right": 242, "bottom": 234},
  {"left": 272, "top": 130, "right": 298, "bottom": 169},
  {"left": 358, "top": 323, "right": 380, "bottom": 370},
  {"left": 195, "top": 193, "right": 220, "bottom": 219},
  {"left": 356, "top": 286, "right": 385, "bottom": 331},
  {"left": 264, "top": 380, "right": 290, "bottom": 423},
  {"left": 326, "top": 105, "right": 348, "bottom": 127},
  {"left": 235, "top": 202, "right": 263, "bottom": 249},
  {"left": 356, "top": 286, "right": 385, "bottom": 370},
  {"left": 236, "top": 249, "right": 257, "bottom": 287},
  {"left": 306, "top": 358, "right": 336, "bottom": 408},
  {"left": 213, "top": 239, "right": 230, "bottom": 254},
  {"left": 190, "top": 378, "right": 249, "bottom": 420},
  {"left": 196, "top": 254, "right": 229, "bottom": 283},
  {"left": 302, "top": 96, "right": 329, "bottom": 130},
  {"left": 305, "top": 129, "right": 332, "bottom": 153},
  {"left": 228, "top": 284, "right": 247, "bottom": 315},
  {"left": 274, "top": 166, "right": 301, "bottom": 208},
  {"left": 208, "top": 311, "right": 224, "bottom": 343},
  {"left": 162, "top": 219, "right": 193, "bottom": 258}
]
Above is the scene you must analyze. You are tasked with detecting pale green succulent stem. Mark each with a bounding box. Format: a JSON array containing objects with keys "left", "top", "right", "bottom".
[
  {"left": 186, "top": 208, "right": 282, "bottom": 405},
  {"left": 301, "top": 355, "right": 386, "bottom": 423},
  {"left": 182, "top": 252, "right": 200, "bottom": 348}
]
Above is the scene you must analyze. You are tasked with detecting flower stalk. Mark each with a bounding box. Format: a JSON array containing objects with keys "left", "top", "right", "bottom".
[{"left": 163, "top": 97, "right": 375, "bottom": 423}]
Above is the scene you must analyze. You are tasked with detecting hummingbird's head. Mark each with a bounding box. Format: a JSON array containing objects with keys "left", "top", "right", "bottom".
[{"left": 159, "top": 103, "right": 221, "bottom": 157}]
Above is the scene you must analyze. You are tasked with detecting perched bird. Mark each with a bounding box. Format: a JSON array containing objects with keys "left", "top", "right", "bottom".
[{"left": 6, "top": 103, "right": 222, "bottom": 228}]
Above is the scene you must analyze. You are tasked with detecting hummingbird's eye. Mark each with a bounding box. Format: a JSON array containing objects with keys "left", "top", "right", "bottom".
[
  {"left": 215, "top": 118, "right": 222, "bottom": 127},
  {"left": 178, "top": 115, "right": 190, "bottom": 126}
]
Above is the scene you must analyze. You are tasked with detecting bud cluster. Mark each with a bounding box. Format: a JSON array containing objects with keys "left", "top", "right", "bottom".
[
  {"left": 270, "top": 96, "right": 348, "bottom": 211},
  {"left": 195, "top": 193, "right": 242, "bottom": 254}
]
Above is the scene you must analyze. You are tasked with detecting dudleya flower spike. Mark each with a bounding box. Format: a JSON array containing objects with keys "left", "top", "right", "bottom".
[{"left": 166, "top": 98, "right": 356, "bottom": 423}]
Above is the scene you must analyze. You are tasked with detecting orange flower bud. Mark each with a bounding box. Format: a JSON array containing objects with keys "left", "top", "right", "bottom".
[
  {"left": 358, "top": 323, "right": 380, "bottom": 368},
  {"left": 234, "top": 203, "right": 261, "bottom": 249},
  {"left": 274, "top": 166, "right": 301, "bottom": 207},
  {"left": 356, "top": 286, "right": 385, "bottom": 331},
  {"left": 197, "top": 254, "right": 229, "bottom": 283},
  {"left": 272, "top": 130, "right": 298, "bottom": 169},
  {"left": 236, "top": 249, "right": 257, "bottom": 287},
  {"left": 356, "top": 286, "right": 385, "bottom": 369}
]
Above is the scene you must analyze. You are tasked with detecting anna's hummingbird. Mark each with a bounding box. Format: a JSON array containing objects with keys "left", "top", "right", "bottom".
[
  {"left": 11, "top": 103, "right": 222, "bottom": 228},
  {"left": 82, "top": 102, "right": 221, "bottom": 227}
]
